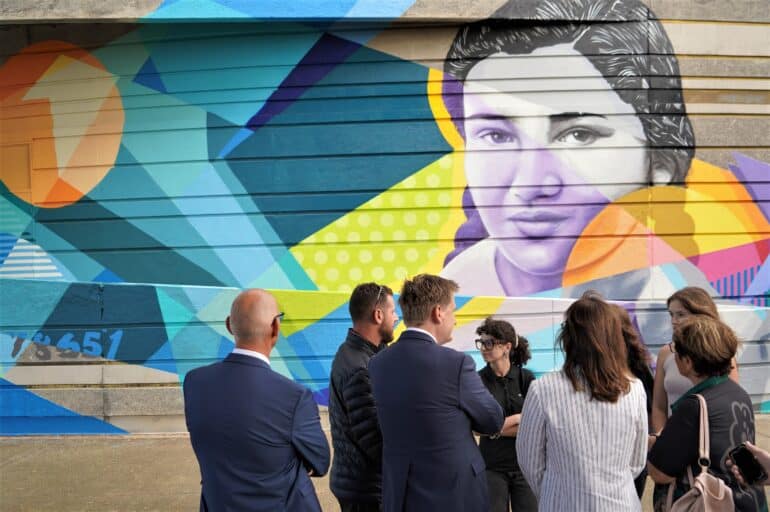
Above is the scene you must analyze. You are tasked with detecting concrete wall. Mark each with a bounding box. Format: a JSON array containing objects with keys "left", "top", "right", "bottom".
[{"left": 1, "top": 0, "right": 770, "bottom": 434}]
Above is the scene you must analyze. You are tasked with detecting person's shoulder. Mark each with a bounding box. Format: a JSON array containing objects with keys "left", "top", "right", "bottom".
[
  {"left": 628, "top": 377, "right": 647, "bottom": 398},
  {"left": 527, "top": 370, "right": 563, "bottom": 392},
  {"left": 259, "top": 365, "right": 308, "bottom": 398},
  {"left": 672, "top": 393, "right": 701, "bottom": 417},
  {"left": 707, "top": 377, "right": 751, "bottom": 403},
  {"left": 478, "top": 364, "right": 493, "bottom": 379},
  {"left": 521, "top": 367, "right": 536, "bottom": 381},
  {"left": 331, "top": 337, "right": 368, "bottom": 371},
  {"left": 183, "top": 360, "right": 221, "bottom": 384},
  {"left": 438, "top": 343, "right": 472, "bottom": 366},
  {"left": 656, "top": 343, "right": 673, "bottom": 365}
]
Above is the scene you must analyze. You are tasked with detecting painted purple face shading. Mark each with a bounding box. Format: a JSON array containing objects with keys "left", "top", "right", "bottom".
[{"left": 462, "top": 44, "right": 649, "bottom": 280}]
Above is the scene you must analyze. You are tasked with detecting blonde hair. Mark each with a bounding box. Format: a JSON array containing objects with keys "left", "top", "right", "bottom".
[{"left": 673, "top": 315, "right": 738, "bottom": 377}]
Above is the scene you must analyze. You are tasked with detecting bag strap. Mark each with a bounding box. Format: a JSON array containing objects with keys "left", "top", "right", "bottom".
[
  {"left": 695, "top": 394, "right": 711, "bottom": 471},
  {"left": 665, "top": 394, "right": 710, "bottom": 510}
]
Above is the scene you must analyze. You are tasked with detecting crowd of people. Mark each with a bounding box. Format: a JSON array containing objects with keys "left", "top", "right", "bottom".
[{"left": 183, "top": 276, "right": 768, "bottom": 511}]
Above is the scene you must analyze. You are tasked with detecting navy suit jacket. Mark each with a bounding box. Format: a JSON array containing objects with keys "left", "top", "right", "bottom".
[
  {"left": 368, "top": 330, "right": 504, "bottom": 512},
  {"left": 184, "top": 353, "right": 330, "bottom": 512}
]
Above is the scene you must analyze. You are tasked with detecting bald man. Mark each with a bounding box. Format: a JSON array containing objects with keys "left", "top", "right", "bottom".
[{"left": 184, "top": 289, "right": 330, "bottom": 512}]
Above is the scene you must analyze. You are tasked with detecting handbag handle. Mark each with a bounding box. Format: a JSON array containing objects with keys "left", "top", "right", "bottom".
[{"left": 665, "top": 394, "right": 710, "bottom": 510}]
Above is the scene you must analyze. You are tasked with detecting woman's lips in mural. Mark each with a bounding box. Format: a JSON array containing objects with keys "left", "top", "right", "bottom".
[{"left": 508, "top": 209, "right": 570, "bottom": 238}]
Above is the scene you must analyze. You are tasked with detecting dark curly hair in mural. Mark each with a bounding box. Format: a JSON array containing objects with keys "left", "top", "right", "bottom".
[{"left": 442, "top": 0, "right": 695, "bottom": 264}]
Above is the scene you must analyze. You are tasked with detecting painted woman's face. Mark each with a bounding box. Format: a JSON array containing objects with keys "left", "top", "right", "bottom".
[{"left": 462, "top": 44, "right": 649, "bottom": 277}]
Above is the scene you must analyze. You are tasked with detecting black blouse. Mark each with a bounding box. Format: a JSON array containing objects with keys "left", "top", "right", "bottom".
[{"left": 478, "top": 364, "right": 535, "bottom": 472}]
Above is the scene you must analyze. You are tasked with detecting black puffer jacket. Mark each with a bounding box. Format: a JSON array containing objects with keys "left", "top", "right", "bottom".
[{"left": 329, "top": 329, "right": 385, "bottom": 504}]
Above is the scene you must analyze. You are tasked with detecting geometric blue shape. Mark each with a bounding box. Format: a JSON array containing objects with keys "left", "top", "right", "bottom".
[
  {"left": 133, "top": 57, "right": 168, "bottom": 93},
  {"left": 143, "top": 341, "right": 178, "bottom": 375},
  {"left": 147, "top": 0, "right": 415, "bottom": 21},
  {"left": 245, "top": 34, "right": 361, "bottom": 132},
  {"left": 281, "top": 330, "right": 329, "bottom": 392},
  {"left": 217, "top": 336, "right": 235, "bottom": 360},
  {"left": 312, "top": 387, "right": 330, "bottom": 407},
  {"left": 0, "top": 232, "right": 17, "bottom": 264},
  {"left": 136, "top": 23, "right": 322, "bottom": 125},
  {"left": 0, "top": 379, "right": 126, "bottom": 435},
  {"left": 38, "top": 282, "right": 169, "bottom": 365},
  {"left": 226, "top": 44, "right": 451, "bottom": 246},
  {"left": 207, "top": 113, "right": 247, "bottom": 159},
  {"left": 455, "top": 295, "right": 473, "bottom": 311},
  {"left": 93, "top": 268, "right": 124, "bottom": 283}
]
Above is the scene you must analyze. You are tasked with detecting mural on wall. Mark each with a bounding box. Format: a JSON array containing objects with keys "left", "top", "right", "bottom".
[{"left": 1, "top": 0, "right": 769, "bottom": 434}]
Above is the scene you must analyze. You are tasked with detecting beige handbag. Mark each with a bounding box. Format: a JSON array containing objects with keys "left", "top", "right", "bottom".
[{"left": 666, "top": 394, "right": 734, "bottom": 512}]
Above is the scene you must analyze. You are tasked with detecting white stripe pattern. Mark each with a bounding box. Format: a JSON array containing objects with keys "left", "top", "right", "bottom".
[
  {"left": 0, "top": 237, "right": 63, "bottom": 280},
  {"left": 517, "top": 371, "right": 647, "bottom": 512}
]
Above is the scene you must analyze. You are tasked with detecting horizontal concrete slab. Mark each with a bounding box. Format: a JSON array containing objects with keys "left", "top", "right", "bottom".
[{"left": 0, "top": 417, "right": 767, "bottom": 511}]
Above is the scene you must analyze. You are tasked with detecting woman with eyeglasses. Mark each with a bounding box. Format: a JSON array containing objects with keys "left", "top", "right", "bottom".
[
  {"left": 647, "top": 315, "right": 766, "bottom": 511},
  {"left": 475, "top": 317, "right": 537, "bottom": 512},
  {"left": 517, "top": 292, "right": 647, "bottom": 511}
]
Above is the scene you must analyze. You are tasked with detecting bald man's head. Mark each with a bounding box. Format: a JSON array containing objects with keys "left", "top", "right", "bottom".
[{"left": 227, "top": 289, "right": 281, "bottom": 350}]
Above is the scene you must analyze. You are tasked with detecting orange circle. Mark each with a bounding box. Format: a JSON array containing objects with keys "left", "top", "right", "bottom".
[{"left": 0, "top": 41, "right": 124, "bottom": 207}]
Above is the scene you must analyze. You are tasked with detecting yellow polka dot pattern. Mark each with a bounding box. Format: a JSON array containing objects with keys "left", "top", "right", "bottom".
[{"left": 289, "top": 153, "right": 467, "bottom": 292}]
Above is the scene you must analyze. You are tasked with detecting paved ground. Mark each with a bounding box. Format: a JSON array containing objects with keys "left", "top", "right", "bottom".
[{"left": 2, "top": 417, "right": 769, "bottom": 511}]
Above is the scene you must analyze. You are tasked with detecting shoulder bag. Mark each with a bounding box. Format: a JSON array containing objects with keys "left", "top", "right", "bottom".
[{"left": 666, "top": 394, "right": 734, "bottom": 512}]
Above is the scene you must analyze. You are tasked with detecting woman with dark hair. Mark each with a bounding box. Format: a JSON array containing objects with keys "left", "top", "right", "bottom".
[
  {"left": 475, "top": 317, "right": 537, "bottom": 512},
  {"left": 439, "top": 0, "right": 696, "bottom": 297},
  {"left": 647, "top": 315, "right": 766, "bottom": 511},
  {"left": 517, "top": 292, "right": 647, "bottom": 510},
  {"left": 612, "top": 304, "right": 654, "bottom": 498}
]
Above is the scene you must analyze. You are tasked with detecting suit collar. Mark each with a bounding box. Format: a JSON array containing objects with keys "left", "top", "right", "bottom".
[
  {"left": 398, "top": 329, "right": 437, "bottom": 344},
  {"left": 224, "top": 352, "right": 270, "bottom": 368},
  {"left": 231, "top": 347, "right": 270, "bottom": 366},
  {"left": 404, "top": 327, "right": 437, "bottom": 343}
]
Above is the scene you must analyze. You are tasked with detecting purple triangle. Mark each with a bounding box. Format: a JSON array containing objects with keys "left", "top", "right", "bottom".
[
  {"left": 245, "top": 33, "right": 361, "bottom": 132},
  {"left": 728, "top": 152, "right": 770, "bottom": 222}
]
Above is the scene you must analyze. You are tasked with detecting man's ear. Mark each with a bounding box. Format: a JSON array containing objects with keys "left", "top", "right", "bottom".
[
  {"left": 373, "top": 307, "right": 384, "bottom": 325},
  {"left": 225, "top": 316, "right": 233, "bottom": 336},
  {"left": 431, "top": 304, "right": 442, "bottom": 325},
  {"left": 651, "top": 165, "right": 673, "bottom": 185}
]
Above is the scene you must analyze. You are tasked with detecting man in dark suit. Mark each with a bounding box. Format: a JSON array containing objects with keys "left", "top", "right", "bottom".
[
  {"left": 369, "top": 274, "right": 504, "bottom": 512},
  {"left": 184, "top": 289, "right": 330, "bottom": 512}
]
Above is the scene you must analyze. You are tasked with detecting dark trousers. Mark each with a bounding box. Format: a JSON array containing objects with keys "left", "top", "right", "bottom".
[
  {"left": 337, "top": 499, "right": 381, "bottom": 512},
  {"left": 486, "top": 469, "right": 538, "bottom": 512},
  {"left": 634, "top": 467, "right": 648, "bottom": 499}
]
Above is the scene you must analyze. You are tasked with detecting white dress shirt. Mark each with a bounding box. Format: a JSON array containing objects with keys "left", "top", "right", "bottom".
[{"left": 231, "top": 347, "right": 270, "bottom": 366}]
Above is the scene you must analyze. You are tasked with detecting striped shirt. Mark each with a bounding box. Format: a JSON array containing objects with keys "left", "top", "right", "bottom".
[{"left": 516, "top": 371, "right": 648, "bottom": 511}]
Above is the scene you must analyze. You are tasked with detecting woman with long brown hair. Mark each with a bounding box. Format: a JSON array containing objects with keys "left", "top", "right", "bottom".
[
  {"left": 517, "top": 292, "right": 647, "bottom": 511},
  {"left": 652, "top": 287, "right": 739, "bottom": 433},
  {"left": 612, "top": 305, "right": 655, "bottom": 499}
]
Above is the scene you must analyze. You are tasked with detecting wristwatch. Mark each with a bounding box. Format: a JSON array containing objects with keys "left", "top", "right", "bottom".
[{"left": 489, "top": 432, "right": 502, "bottom": 440}]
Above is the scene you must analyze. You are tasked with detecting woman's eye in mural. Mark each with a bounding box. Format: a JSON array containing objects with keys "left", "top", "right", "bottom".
[
  {"left": 479, "top": 129, "right": 517, "bottom": 145},
  {"left": 553, "top": 124, "right": 614, "bottom": 147}
]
